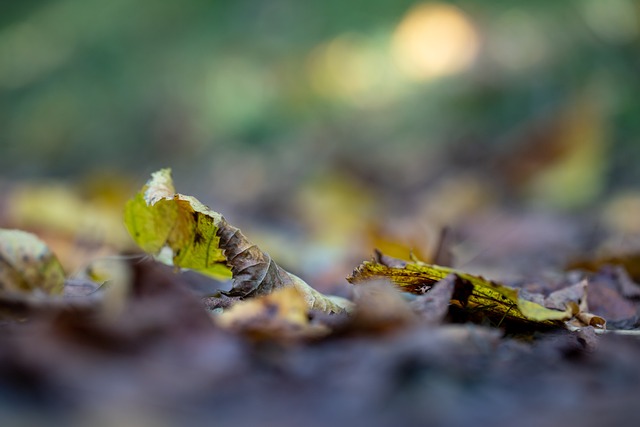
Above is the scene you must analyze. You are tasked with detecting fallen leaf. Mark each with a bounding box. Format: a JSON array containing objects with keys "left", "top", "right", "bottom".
[
  {"left": 124, "top": 169, "right": 351, "bottom": 314},
  {"left": 215, "top": 286, "right": 329, "bottom": 339},
  {"left": 409, "top": 273, "right": 456, "bottom": 325},
  {"left": 0, "top": 228, "right": 65, "bottom": 295},
  {"left": 543, "top": 280, "right": 588, "bottom": 312},
  {"left": 124, "top": 169, "right": 231, "bottom": 280},
  {"left": 544, "top": 280, "right": 606, "bottom": 329},
  {"left": 348, "top": 251, "right": 574, "bottom": 328},
  {"left": 574, "top": 312, "right": 606, "bottom": 329},
  {"left": 579, "top": 273, "right": 632, "bottom": 323}
]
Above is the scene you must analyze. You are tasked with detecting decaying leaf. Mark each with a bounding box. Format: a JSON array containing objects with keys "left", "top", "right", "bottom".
[
  {"left": 124, "top": 169, "right": 351, "bottom": 314},
  {"left": 348, "top": 251, "right": 589, "bottom": 329},
  {"left": 0, "top": 228, "right": 65, "bottom": 295}
]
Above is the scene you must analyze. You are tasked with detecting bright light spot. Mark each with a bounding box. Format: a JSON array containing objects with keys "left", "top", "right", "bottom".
[
  {"left": 392, "top": 2, "right": 479, "bottom": 81},
  {"left": 306, "top": 33, "right": 396, "bottom": 106}
]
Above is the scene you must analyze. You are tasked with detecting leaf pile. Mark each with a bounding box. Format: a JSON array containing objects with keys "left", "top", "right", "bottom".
[
  {"left": 3, "top": 168, "right": 640, "bottom": 427},
  {"left": 0, "top": 169, "right": 616, "bottom": 336}
]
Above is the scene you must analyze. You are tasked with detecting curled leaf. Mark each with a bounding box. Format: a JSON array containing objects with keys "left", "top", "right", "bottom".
[
  {"left": 124, "top": 169, "right": 351, "bottom": 314},
  {"left": 549, "top": 280, "right": 605, "bottom": 330},
  {"left": 124, "top": 169, "right": 231, "bottom": 280}
]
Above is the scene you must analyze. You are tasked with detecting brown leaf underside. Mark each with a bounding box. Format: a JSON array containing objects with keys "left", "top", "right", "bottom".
[{"left": 217, "top": 217, "right": 295, "bottom": 298}]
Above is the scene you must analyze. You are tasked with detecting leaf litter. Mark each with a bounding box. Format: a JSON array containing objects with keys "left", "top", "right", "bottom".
[{"left": 1, "top": 169, "right": 640, "bottom": 426}]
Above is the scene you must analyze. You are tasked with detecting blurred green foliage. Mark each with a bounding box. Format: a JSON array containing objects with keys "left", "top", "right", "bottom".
[{"left": 1, "top": 0, "right": 639, "bottom": 207}]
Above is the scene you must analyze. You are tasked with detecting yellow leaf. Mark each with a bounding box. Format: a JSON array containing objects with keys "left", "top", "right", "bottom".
[
  {"left": 124, "top": 169, "right": 352, "bottom": 314},
  {"left": 215, "top": 286, "right": 329, "bottom": 339},
  {"left": 348, "top": 251, "right": 573, "bottom": 327},
  {"left": 0, "top": 229, "right": 65, "bottom": 295},
  {"left": 124, "top": 169, "right": 231, "bottom": 280}
]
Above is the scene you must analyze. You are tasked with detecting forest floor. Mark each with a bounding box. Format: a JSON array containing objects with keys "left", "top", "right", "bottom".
[{"left": 2, "top": 165, "right": 640, "bottom": 427}]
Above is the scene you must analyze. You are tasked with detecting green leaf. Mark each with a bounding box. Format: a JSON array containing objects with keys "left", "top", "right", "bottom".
[
  {"left": 124, "top": 168, "right": 351, "bottom": 314},
  {"left": 0, "top": 229, "right": 65, "bottom": 295},
  {"left": 348, "top": 251, "right": 573, "bottom": 327},
  {"left": 124, "top": 169, "right": 231, "bottom": 280}
]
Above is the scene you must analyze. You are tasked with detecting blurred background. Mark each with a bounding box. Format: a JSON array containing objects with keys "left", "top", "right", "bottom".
[{"left": 1, "top": 0, "right": 640, "bottom": 285}]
